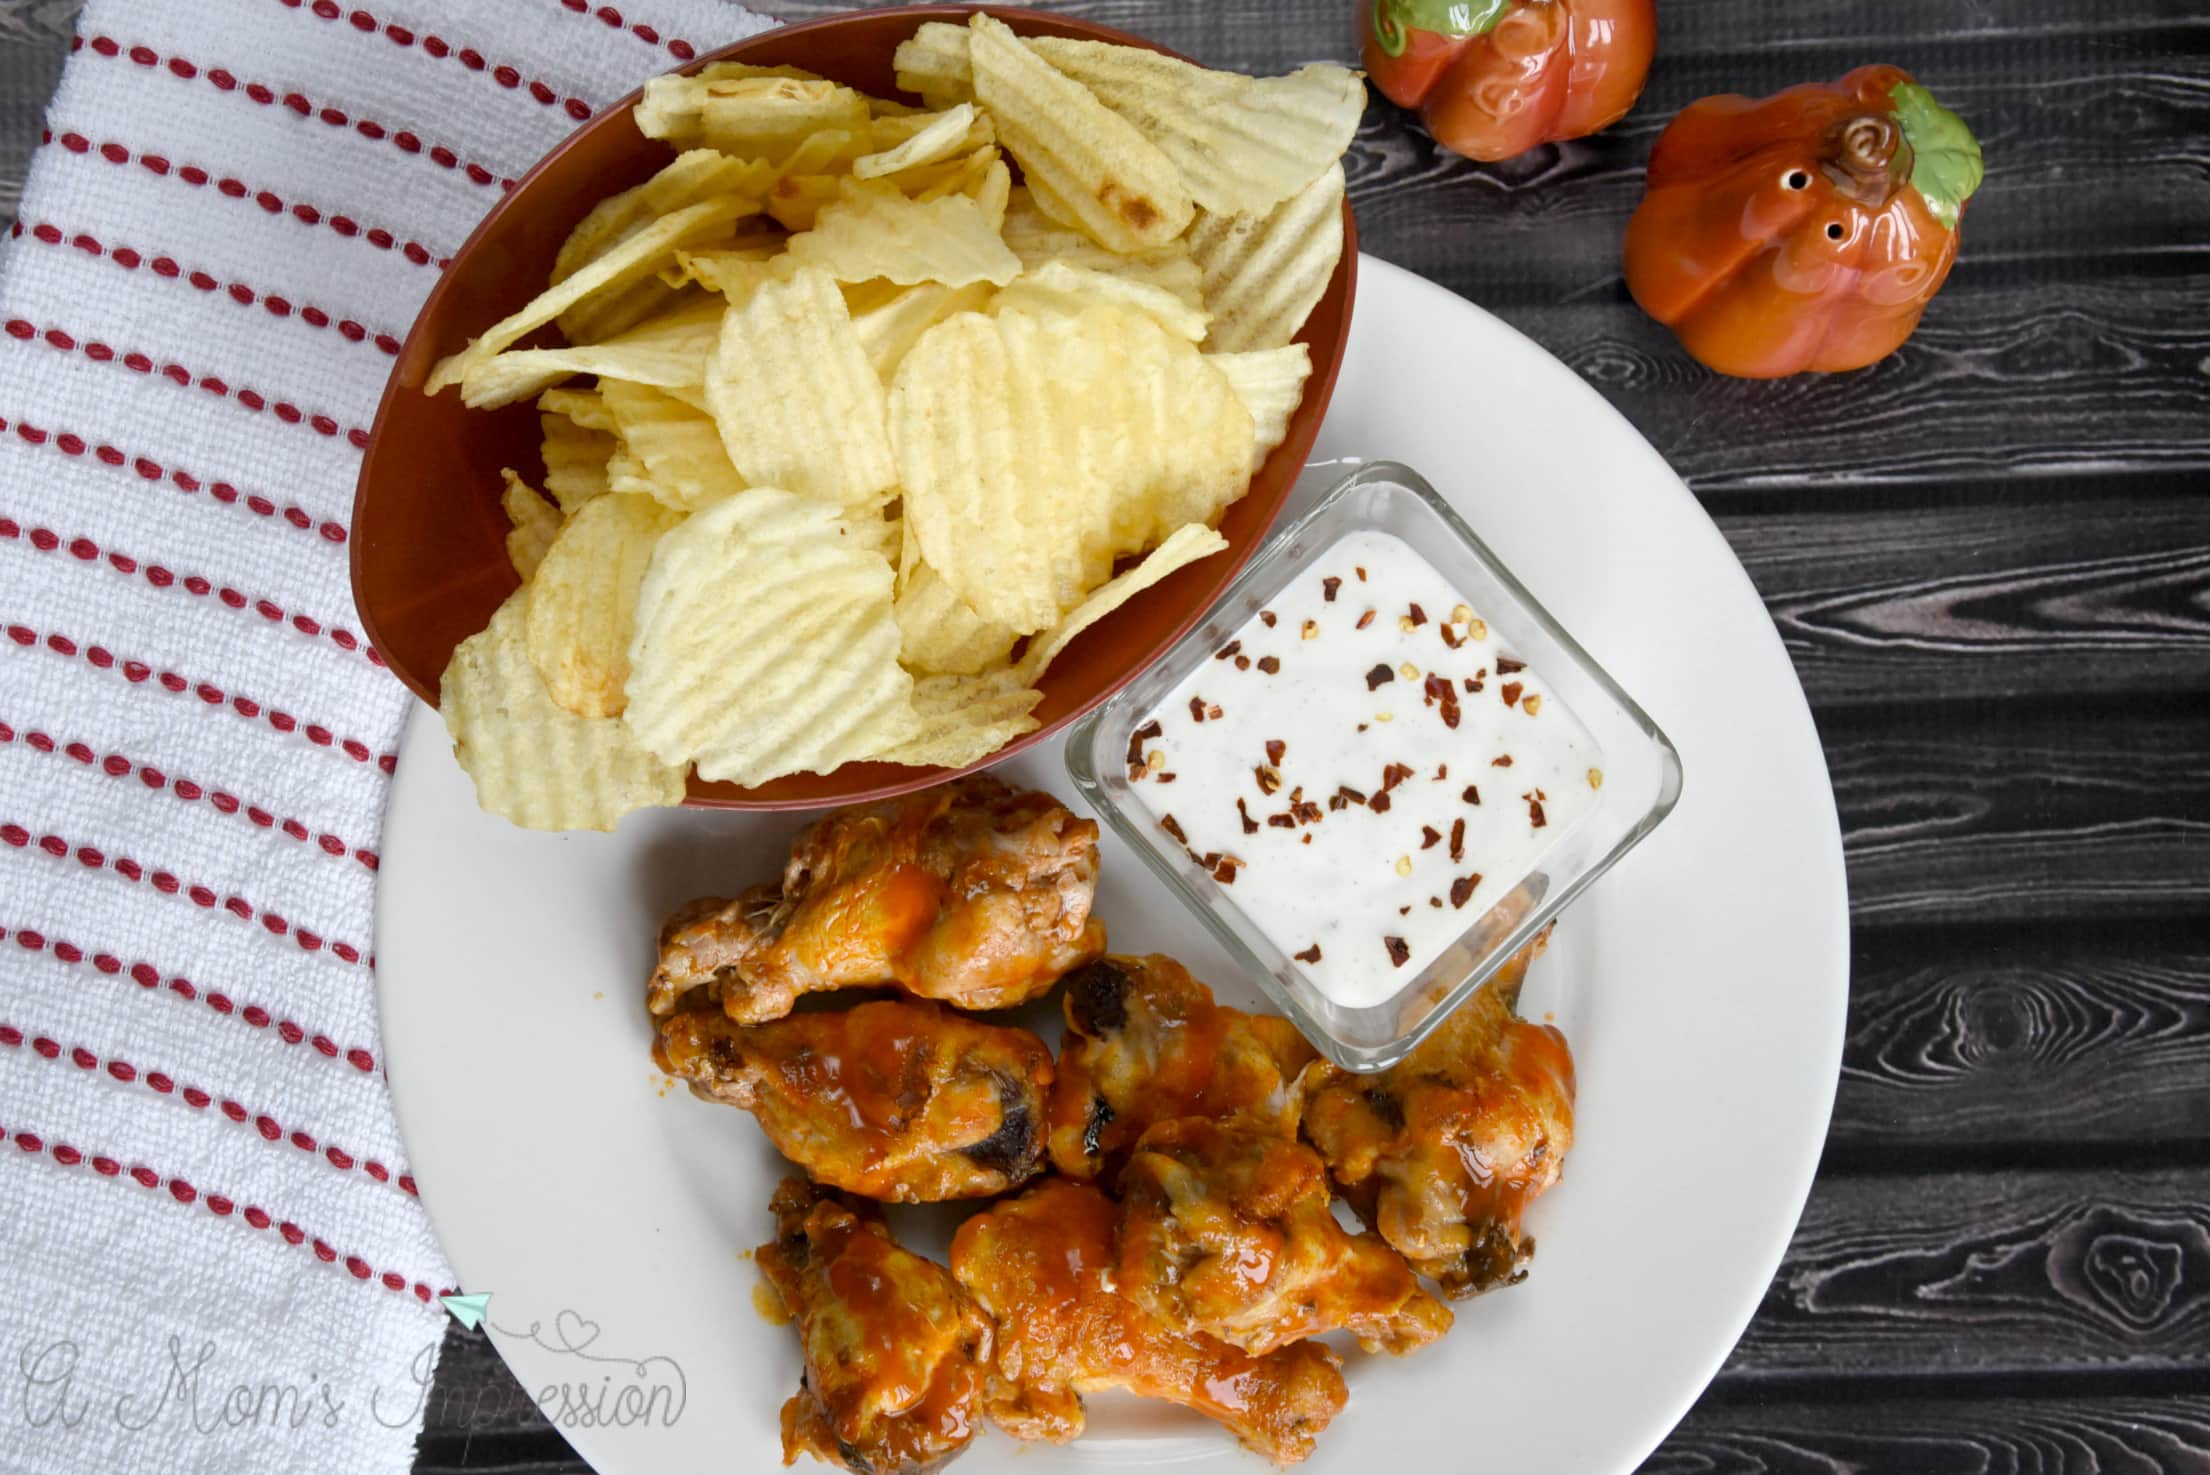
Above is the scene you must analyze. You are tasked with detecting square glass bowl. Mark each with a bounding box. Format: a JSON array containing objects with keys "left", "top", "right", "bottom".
[{"left": 1065, "top": 461, "right": 1683, "bottom": 1072}]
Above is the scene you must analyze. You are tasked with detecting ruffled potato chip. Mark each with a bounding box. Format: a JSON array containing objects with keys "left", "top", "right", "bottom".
[
  {"left": 624, "top": 488, "right": 915, "bottom": 786},
  {"left": 873, "top": 667, "right": 1043, "bottom": 769},
  {"left": 525, "top": 492, "right": 684, "bottom": 718},
  {"left": 891, "top": 21, "right": 975, "bottom": 110},
  {"left": 845, "top": 279, "right": 997, "bottom": 384},
  {"left": 458, "top": 296, "right": 724, "bottom": 410},
  {"left": 1000, "top": 189, "right": 1204, "bottom": 309},
  {"left": 1188, "top": 162, "right": 1345, "bottom": 353},
  {"left": 1208, "top": 343, "right": 1314, "bottom": 471},
  {"left": 599, "top": 379, "right": 746, "bottom": 512},
  {"left": 1026, "top": 40, "right": 1364, "bottom": 216},
  {"left": 786, "top": 178, "right": 1020, "bottom": 288},
  {"left": 500, "top": 468, "right": 561, "bottom": 581},
  {"left": 895, "top": 559, "right": 1022, "bottom": 677},
  {"left": 1019, "top": 522, "right": 1228, "bottom": 682},
  {"left": 441, "top": 593, "right": 686, "bottom": 832},
  {"left": 855, "top": 103, "right": 991, "bottom": 178},
  {"left": 538, "top": 406, "right": 616, "bottom": 515},
  {"left": 991, "top": 259, "right": 1208, "bottom": 342},
  {"left": 428, "top": 196, "right": 751, "bottom": 393},
  {"left": 966, "top": 14, "right": 1192, "bottom": 254},
  {"left": 704, "top": 266, "right": 897, "bottom": 508}
]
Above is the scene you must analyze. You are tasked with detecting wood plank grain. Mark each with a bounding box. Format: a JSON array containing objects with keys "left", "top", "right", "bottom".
[
  {"left": 411, "top": 1391, "right": 2210, "bottom": 1475},
  {"left": 1486, "top": 274, "right": 2210, "bottom": 492},
  {"left": 0, "top": 0, "right": 76, "bottom": 49},
  {"left": 1641, "top": 1388, "right": 2210, "bottom": 1475},
  {"left": 1832, "top": 925, "right": 2210, "bottom": 1155},
  {"left": 1828, "top": 709, "right": 2210, "bottom": 926},
  {"left": 1714, "top": 490, "right": 2210, "bottom": 707},
  {"left": 1732, "top": 1167, "right": 2210, "bottom": 1374},
  {"left": 0, "top": 0, "right": 72, "bottom": 230}
]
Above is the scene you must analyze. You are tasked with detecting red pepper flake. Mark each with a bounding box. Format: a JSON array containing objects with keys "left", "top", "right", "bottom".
[
  {"left": 1265, "top": 739, "right": 1286, "bottom": 765},
  {"left": 1257, "top": 655, "right": 1281, "bottom": 675},
  {"left": 1434, "top": 763, "right": 1449, "bottom": 780},
  {"left": 1234, "top": 654, "right": 1251, "bottom": 670},
  {"left": 1422, "top": 674, "right": 1462, "bottom": 729},
  {"left": 1302, "top": 834, "right": 1313, "bottom": 845},
  {"left": 1161, "top": 814, "right": 1187, "bottom": 843},
  {"left": 1496, "top": 656, "right": 1526, "bottom": 675},
  {"left": 1399, "top": 905, "right": 1412, "bottom": 916},
  {"left": 1294, "top": 943, "right": 1322, "bottom": 964},
  {"left": 1527, "top": 795, "right": 1547, "bottom": 828},
  {"left": 1384, "top": 936, "right": 1411, "bottom": 966},
  {"left": 1127, "top": 719, "right": 1161, "bottom": 766},
  {"left": 1259, "top": 610, "right": 1278, "bottom": 628},
  {"left": 1296, "top": 799, "right": 1324, "bottom": 824},
  {"left": 1200, "top": 851, "right": 1222, "bottom": 868},
  {"left": 1365, "top": 663, "right": 1395, "bottom": 691},
  {"left": 1356, "top": 566, "right": 1368, "bottom": 582},
  {"left": 1129, "top": 765, "right": 1147, "bottom": 782},
  {"left": 1369, "top": 790, "right": 1391, "bottom": 812},
  {"left": 1449, "top": 874, "right": 1480, "bottom": 908},
  {"left": 1439, "top": 624, "right": 1463, "bottom": 649},
  {"left": 1267, "top": 813, "right": 1298, "bottom": 829},
  {"left": 1189, "top": 696, "right": 1208, "bottom": 722},
  {"left": 1429, "top": 897, "right": 1443, "bottom": 908},
  {"left": 1356, "top": 609, "right": 1376, "bottom": 630},
  {"left": 1213, "top": 857, "right": 1239, "bottom": 884},
  {"left": 1381, "top": 762, "right": 1416, "bottom": 792},
  {"left": 1255, "top": 765, "right": 1282, "bottom": 796},
  {"left": 1449, "top": 817, "right": 1466, "bottom": 861},
  {"left": 1322, "top": 576, "right": 1342, "bottom": 602},
  {"left": 1206, "top": 703, "right": 1224, "bottom": 721},
  {"left": 1156, "top": 772, "right": 1177, "bottom": 784},
  {"left": 1215, "top": 640, "right": 1242, "bottom": 661},
  {"left": 1463, "top": 677, "right": 1481, "bottom": 693},
  {"left": 1420, "top": 825, "right": 1442, "bottom": 850},
  {"left": 1329, "top": 785, "right": 1368, "bottom": 812},
  {"left": 1462, "top": 785, "right": 1481, "bottom": 805},
  {"left": 1407, "top": 603, "right": 1428, "bottom": 626},
  {"left": 1238, "top": 798, "right": 1260, "bottom": 835},
  {"left": 1492, "top": 755, "right": 1514, "bottom": 768},
  {"left": 1500, "top": 681, "right": 1523, "bottom": 708}
]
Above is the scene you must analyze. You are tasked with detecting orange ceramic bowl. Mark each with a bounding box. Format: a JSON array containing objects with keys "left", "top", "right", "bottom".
[{"left": 351, "top": 4, "right": 1357, "bottom": 810}]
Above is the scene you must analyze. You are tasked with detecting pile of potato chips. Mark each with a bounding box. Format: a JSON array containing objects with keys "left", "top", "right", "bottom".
[{"left": 428, "top": 13, "right": 1363, "bottom": 830}]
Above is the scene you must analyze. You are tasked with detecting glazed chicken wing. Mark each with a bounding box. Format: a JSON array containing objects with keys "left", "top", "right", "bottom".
[
  {"left": 1299, "top": 938, "right": 1574, "bottom": 1298},
  {"left": 655, "top": 998, "right": 1052, "bottom": 1202},
  {"left": 949, "top": 1180, "right": 1346, "bottom": 1466},
  {"left": 757, "top": 1179, "right": 991, "bottom": 1474},
  {"left": 1118, "top": 1117, "right": 1451, "bottom": 1357},
  {"left": 649, "top": 776, "right": 1104, "bottom": 1022},
  {"left": 1044, "top": 955, "right": 1317, "bottom": 1181}
]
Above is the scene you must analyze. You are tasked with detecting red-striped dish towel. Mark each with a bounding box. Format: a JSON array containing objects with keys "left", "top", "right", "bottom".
[{"left": 0, "top": 3, "right": 770, "bottom": 1470}]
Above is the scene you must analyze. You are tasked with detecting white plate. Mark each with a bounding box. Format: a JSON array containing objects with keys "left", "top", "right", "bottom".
[{"left": 376, "top": 256, "right": 1848, "bottom": 1475}]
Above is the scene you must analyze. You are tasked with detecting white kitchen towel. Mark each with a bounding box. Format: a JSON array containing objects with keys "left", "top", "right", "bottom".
[{"left": 0, "top": 3, "right": 771, "bottom": 1471}]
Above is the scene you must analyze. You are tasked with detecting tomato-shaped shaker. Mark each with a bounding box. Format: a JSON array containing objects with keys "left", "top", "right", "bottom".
[
  {"left": 1360, "top": 0, "right": 1658, "bottom": 163},
  {"left": 1624, "top": 65, "right": 1986, "bottom": 377}
]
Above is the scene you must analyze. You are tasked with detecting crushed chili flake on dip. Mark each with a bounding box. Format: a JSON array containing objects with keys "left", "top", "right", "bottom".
[{"left": 1126, "top": 529, "right": 1604, "bottom": 1008}]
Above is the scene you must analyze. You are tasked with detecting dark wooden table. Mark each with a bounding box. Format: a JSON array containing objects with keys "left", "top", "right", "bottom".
[{"left": 6, "top": 0, "right": 2202, "bottom": 1469}]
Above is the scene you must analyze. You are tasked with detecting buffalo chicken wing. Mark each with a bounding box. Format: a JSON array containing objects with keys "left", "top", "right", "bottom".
[
  {"left": 1118, "top": 1117, "right": 1452, "bottom": 1357},
  {"left": 1299, "top": 938, "right": 1574, "bottom": 1297},
  {"left": 757, "top": 1179, "right": 991, "bottom": 1474},
  {"left": 655, "top": 998, "right": 1052, "bottom": 1202},
  {"left": 950, "top": 1180, "right": 1347, "bottom": 1465},
  {"left": 1044, "top": 955, "right": 1317, "bottom": 1181},
  {"left": 649, "top": 776, "right": 1104, "bottom": 1022}
]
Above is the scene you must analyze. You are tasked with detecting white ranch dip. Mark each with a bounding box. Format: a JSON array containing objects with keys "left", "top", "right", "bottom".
[{"left": 1127, "top": 529, "right": 1604, "bottom": 1008}]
